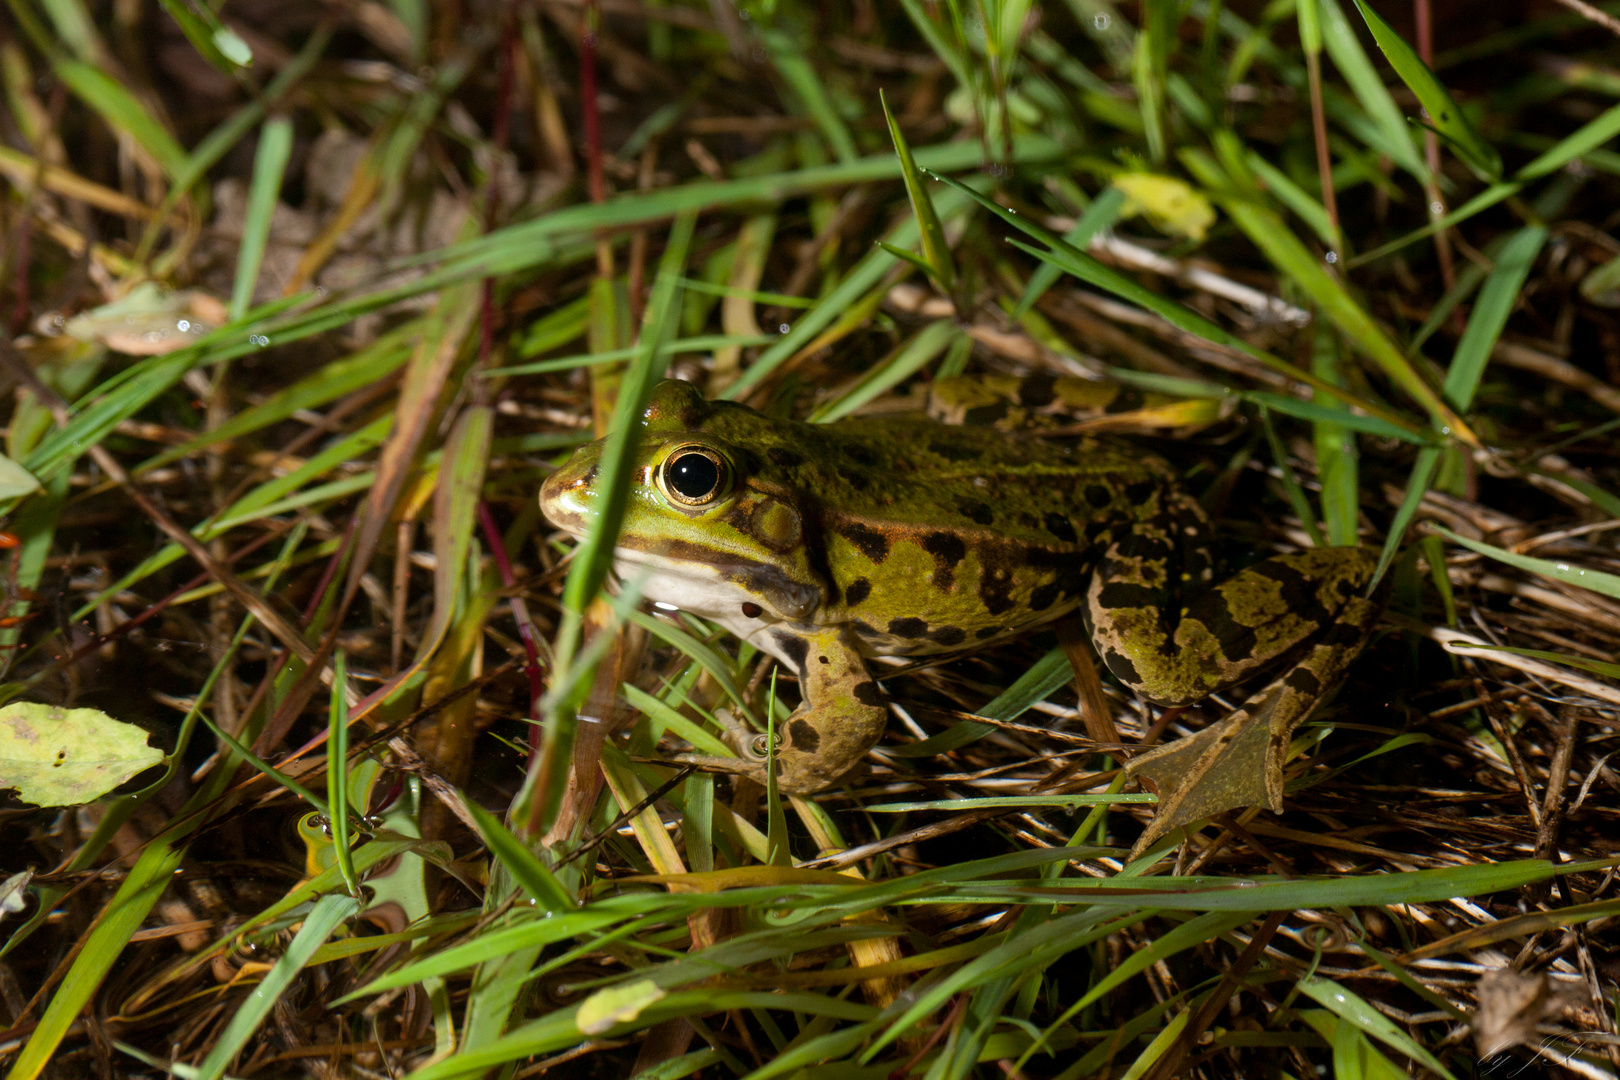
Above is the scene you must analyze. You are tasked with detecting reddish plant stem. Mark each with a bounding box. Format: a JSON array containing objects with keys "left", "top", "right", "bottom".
[
  {"left": 476, "top": 3, "right": 522, "bottom": 385},
  {"left": 581, "top": 1, "right": 605, "bottom": 208},
  {"left": 1414, "top": 0, "right": 1460, "bottom": 328},
  {"left": 478, "top": 500, "right": 545, "bottom": 736}
]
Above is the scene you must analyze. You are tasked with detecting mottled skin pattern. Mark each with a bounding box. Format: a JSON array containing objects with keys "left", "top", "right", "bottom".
[{"left": 540, "top": 380, "right": 1379, "bottom": 823}]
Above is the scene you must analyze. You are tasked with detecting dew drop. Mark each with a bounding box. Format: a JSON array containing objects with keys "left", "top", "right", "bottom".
[
  {"left": 177, "top": 319, "right": 191, "bottom": 332},
  {"left": 1093, "top": 12, "right": 1111, "bottom": 28},
  {"left": 779, "top": 323, "right": 791, "bottom": 333},
  {"left": 1324, "top": 251, "right": 1338, "bottom": 264}
]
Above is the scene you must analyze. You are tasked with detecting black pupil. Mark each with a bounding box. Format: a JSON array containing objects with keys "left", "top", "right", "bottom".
[{"left": 668, "top": 453, "right": 719, "bottom": 500}]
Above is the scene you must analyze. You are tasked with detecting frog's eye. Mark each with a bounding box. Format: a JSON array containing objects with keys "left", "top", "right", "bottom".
[{"left": 659, "top": 445, "right": 728, "bottom": 506}]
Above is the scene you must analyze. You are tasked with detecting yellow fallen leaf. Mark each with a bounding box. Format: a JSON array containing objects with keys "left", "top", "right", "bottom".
[{"left": 1113, "top": 173, "right": 1217, "bottom": 242}]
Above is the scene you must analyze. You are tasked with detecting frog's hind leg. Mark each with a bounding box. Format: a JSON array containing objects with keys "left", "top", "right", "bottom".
[
  {"left": 1084, "top": 489, "right": 1378, "bottom": 707},
  {"left": 1122, "top": 589, "right": 1381, "bottom": 856},
  {"left": 1083, "top": 490, "right": 1383, "bottom": 852}
]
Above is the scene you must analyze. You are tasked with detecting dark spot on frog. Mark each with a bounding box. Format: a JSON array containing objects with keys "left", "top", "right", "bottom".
[
  {"left": 929, "top": 441, "right": 983, "bottom": 463},
  {"left": 1101, "top": 647, "right": 1141, "bottom": 688},
  {"left": 1095, "top": 580, "right": 1161, "bottom": 612},
  {"left": 581, "top": 464, "right": 600, "bottom": 487},
  {"left": 818, "top": 655, "right": 829, "bottom": 664},
  {"left": 928, "top": 625, "right": 967, "bottom": 646},
  {"left": 976, "top": 626, "right": 1001, "bottom": 639},
  {"left": 1045, "top": 513, "right": 1078, "bottom": 544},
  {"left": 852, "top": 681, "right": 884, "bottom": 707},
  {"left": 844, "top": 471, "right": 872, "bottom": 492},
  {"left": 851, "top": 619, "right": 883, "bottom": 638},
  {"left": 788, "top": 719, "right": 820, "bottom": 752},
  {"left": 1017, "top": 373, "right": 1057, "bottom": 407},
  {"left": 1029, "top": 582, "right": 1063, "bottom": 611},
  {"left": 843, "top": 578, "right": 871, "bottom": 607},
  {"left": 772, "top": 631, "right": 810, "bottom": 673},
  {"left": 1085, "top": 484, "right": 1113, "bottom": 509},
  {"left": 921, "top": 532, "right": 967, "bottom": 590},
  {"left": 1124, "top": 480, "right": 1157, "bottom": 506},
  {"left": 1322, "top": 619, "right": 1369, "bottom": 649},
  {"left": 1283, "top": 667, "right": 1321, "bottom": 697},
  {"left": 978, "top": 563, "right": 1016, "bottom": 616},
  {"left": 888, "top": 617, "right": 928, "bottom": 638},
  {"left": 1186, "top": 593, "right": 1256, "bottom": 664},
  {"left": 741, "top": 602, "right": 763, "bottom": 618},
  {"left": 846, "top": 445, "right": 880, "bottom": 468},
  {"left": 768, "top": 447, "right": 802, "bottom": 468},
  {"left": 840, "top": 522, "right": 890, "bottom": 563},
  {"left": 958, "top": 500, "right": 994, "bottom": 526}
]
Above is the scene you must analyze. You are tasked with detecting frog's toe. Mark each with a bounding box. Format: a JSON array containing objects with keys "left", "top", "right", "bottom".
[{"left": 673, "top": 752, "right": 764, "bottom": 783}]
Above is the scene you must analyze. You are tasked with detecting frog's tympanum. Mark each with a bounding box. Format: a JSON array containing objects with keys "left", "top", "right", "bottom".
[{"left": 540, "top": 379, "right": 1382, "bottom": 847}]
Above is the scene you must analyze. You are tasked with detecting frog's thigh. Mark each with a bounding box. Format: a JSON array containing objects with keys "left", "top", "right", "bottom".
[
  {"left": 1088, "top": 547, "right": 1376, "bottom": 705},
  {"left": 768, "top": 625, "right": 887, "bottom": 793}
]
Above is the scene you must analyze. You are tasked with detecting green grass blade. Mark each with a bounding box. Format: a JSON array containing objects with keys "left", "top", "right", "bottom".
[
  {"left": 1311, "top": 328, "right": 1360, "bottom": 547},
  {"left": 1435, "top": 527, "right": 1620, "bottom": 601},
  {"left": 1315, "top": 0, "right": 1427, "bottom": 181},
  {"left": 5, "top": 842, "right": 187, "bottom": 1080},
  {"left": 881, "top": 88, "right": 955, "bottom": 292},
  {"left": 464, "top": 799, "right": 574, "bottom": 912},
  {"left": 624, "top": 609, "right": 753, "bottom": 718},
  {"left": 1259, "top": 404, "right": 1325, "bottom": 547},
  {"left": 810, "top": 320, "right": 959, "bottom": 423},
  {"left": 1297, "top": 976, "right": 1457, "bottom": 1080},
  {"left": 229, "top": 117, "right": 293, "bottom": 321},
  {"left": 1517, "top": 100, "right": 1620, "bottom": 180},
  {"left": 556, "top": 211, "right": 696, "bottom": 635},
  {"left": 889, "top": 646, "right": 1071, "bottom": 757},
  {"left": 1350, "top": 0, "right": 1499, "bottom": 179},
  {"left": 1013, "top": 186, "right": 1125, "bottom": 318},
  {"left": 327, "top": 651, "right": 359, "bottom": 898},
  {"left": 1347, "top": 181, "right": 1519, "bottom": 268},
  {"left": 1371, "top": 446, "right": 1441, "bottom": 589},
  {"left": 1442, "top": 225, "right": 1547, "bottom": 410},
  {"left": 195, "top": 894, "right": 361, "bottom": 1080},
  {"left": 1206, "top": 187, "right": 1473, "bottom": 443},
  {"left": 935, "top": 172, "right": 1432, "bottom": 441},
  {"left": 154, "top": 0, "right": 251, "bottom": 74},
  {"left": 764, "top": 28, "right": 858, "bottom": 163},
  {"left": 52, "top": 59, "right": 186, "bottom": 176}
]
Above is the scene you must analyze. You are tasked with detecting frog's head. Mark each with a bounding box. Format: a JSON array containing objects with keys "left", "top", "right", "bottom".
[{"left": 539, "top": 380, "right": 824, "bottom": 623}]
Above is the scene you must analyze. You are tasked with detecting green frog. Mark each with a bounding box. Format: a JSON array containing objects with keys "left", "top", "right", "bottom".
[{"left": 539, "top": 379, "right": 1382, "bottom": 846}]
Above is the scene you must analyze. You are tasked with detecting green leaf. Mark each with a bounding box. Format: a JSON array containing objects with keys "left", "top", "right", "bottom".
[
  {"left": 881, "top": 88, "right": 955, "bottom": 292},
  {"left": 577, "top": 979, "right": 667, "bottom": 1035},
  {"left": 1350, "top": 0, "right": 1500, "bottom": 179},
  {"left": 0, "top": 456, "right": 41, "bottom": 500},
  {"left": 0, "top": 703, "right": 163, "bottom": 806},
  {"left": 154, "top": 0, "right": 251, "bottom": 74}
]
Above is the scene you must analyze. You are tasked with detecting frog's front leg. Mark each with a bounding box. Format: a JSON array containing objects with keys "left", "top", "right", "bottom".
[{"left": 683, "top": 625, "right": 887, "bottom": 793}]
